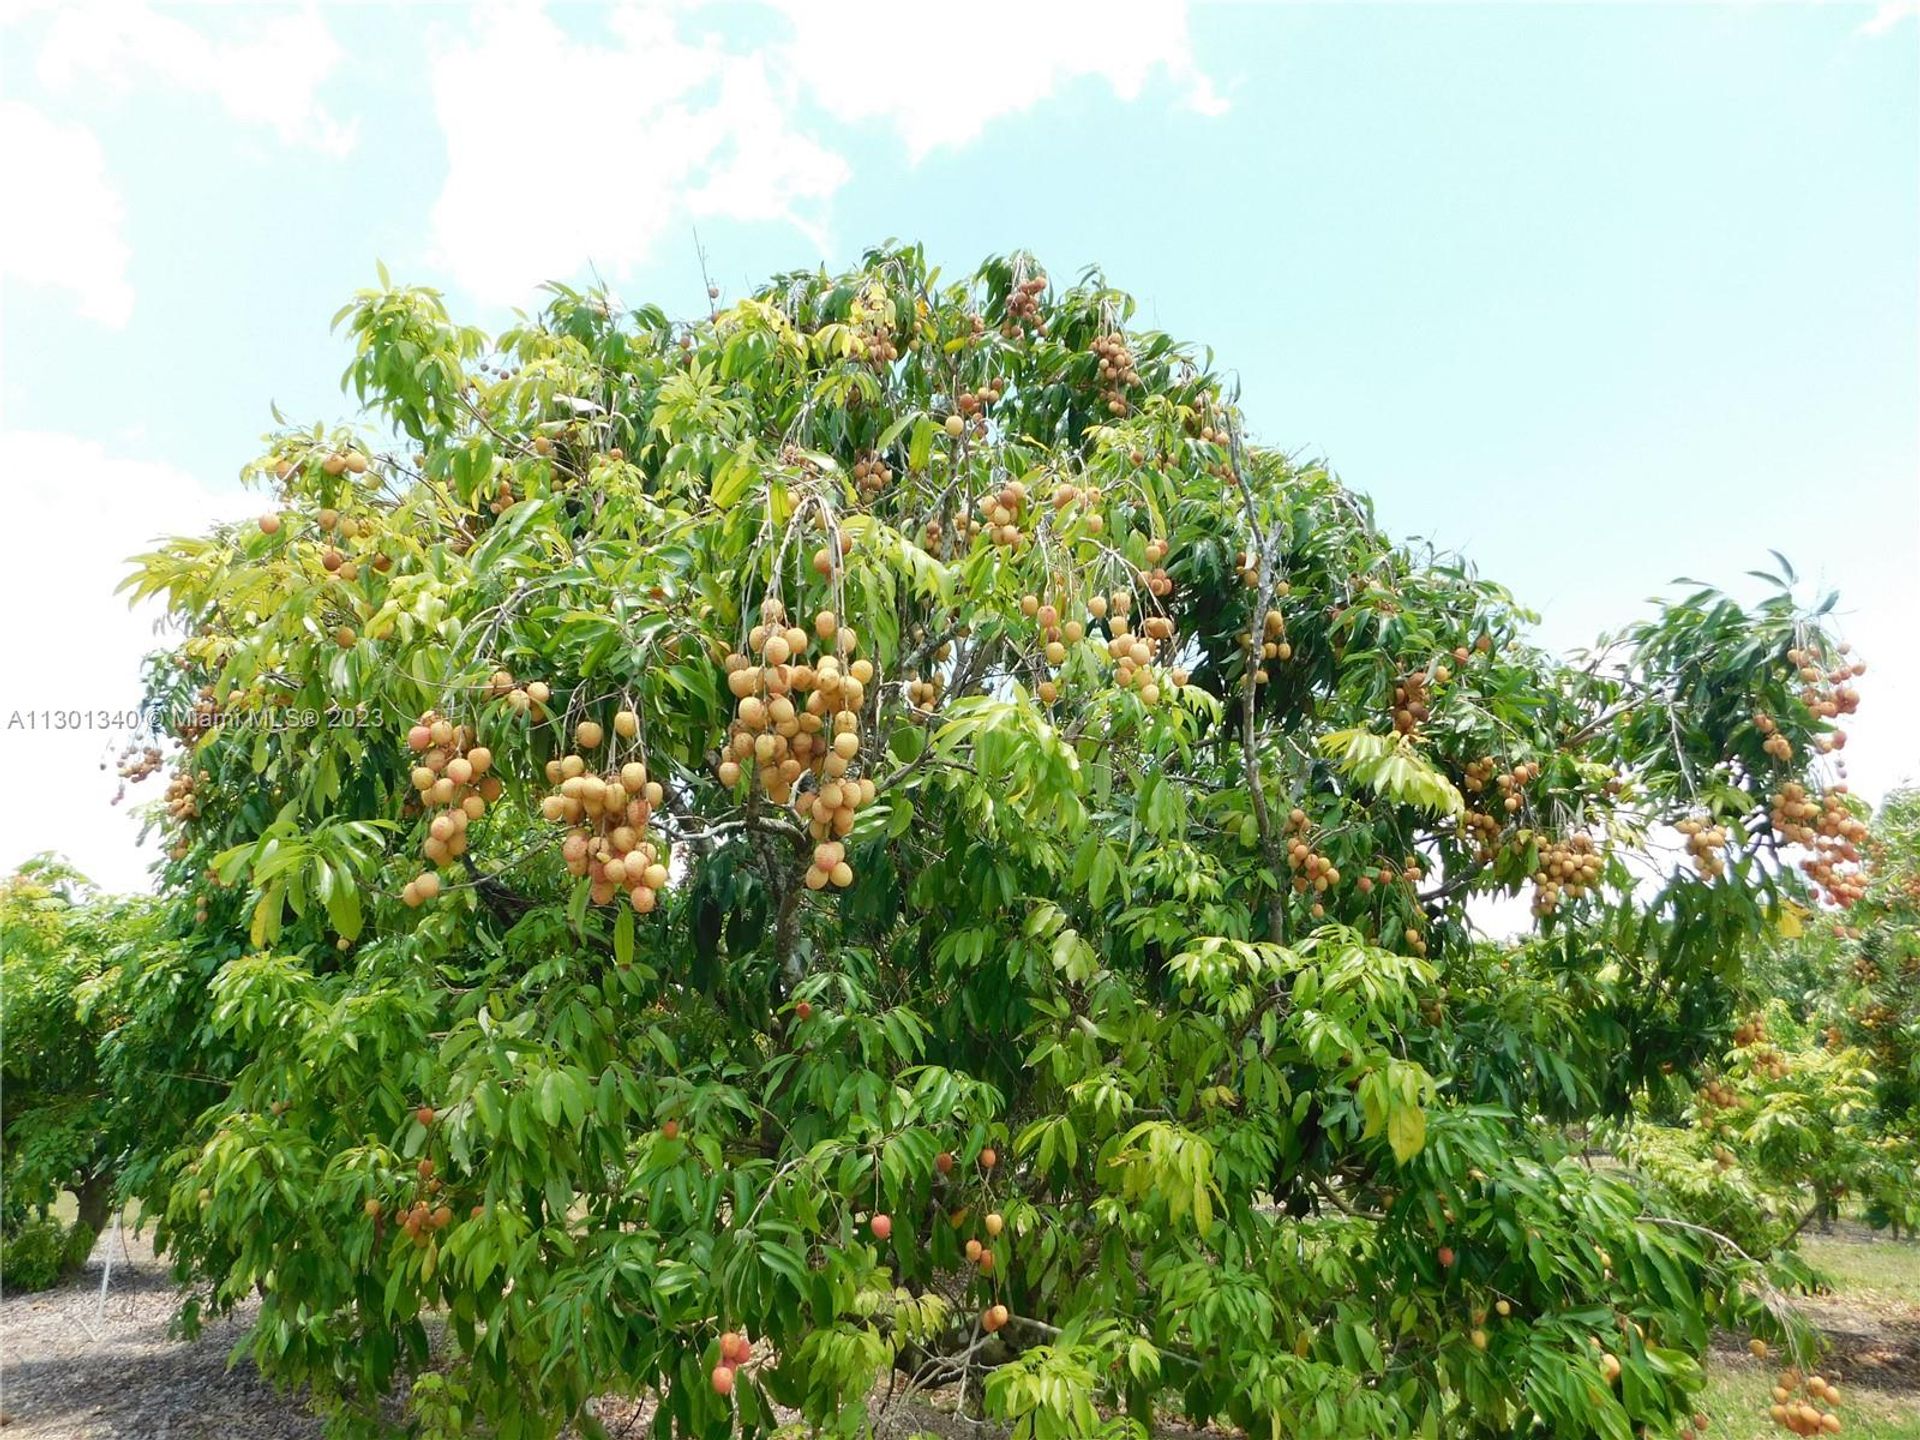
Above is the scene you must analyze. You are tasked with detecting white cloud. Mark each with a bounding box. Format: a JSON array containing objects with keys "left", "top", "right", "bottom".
[
  {"left": 0, "top": 101, "right": 134, "bottom": 326},
  {"left": 33, "top": 1, "right": 356, "bottom": 156},
  {"left": 0, "top": 432, "right": 255, "bottom": 895},
  {"left": 428, "top": 4, "right": 847, "bottom": 304},
  {"left": 1859, "top": 0, "right": 1918, "bottom": 35},
  {"left": 774, "top": 0, "right": 1227, "bottom": 159},
  {"left": 427, "top": 0, "right": 1221, "bottom": 304}
]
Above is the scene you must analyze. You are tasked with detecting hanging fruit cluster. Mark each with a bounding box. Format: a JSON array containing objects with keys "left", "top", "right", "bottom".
[
  {"left": 162, "top": 763, "right": 201, "bottom": 860},
  {"left": 1698, "top": 1076, "right": 1740, "bottom": 1111},
  {"left": 1245, "top": 597, "right": 1293, "bottom": 684},
  {"left": 540, "top": 715, "right": 667, "bottom": 913},
  {"left": 369, "top": 1155, "right": 453, "bottom": 1250},
  {"left": 848, "top": 284, "right": 899, "bottom": 369},
  {"left": 954, "top": 378, "right": 1005, "bottom": 428},
  {"left": 1095, "top": 590, "right": 1171, "bottom": 705},
  {"left": 1769, "top": 1368, "right": 1844, "bottom": 1434},
  {"left": 1731, "top": 1013, "right": 1769, "bottom": 1047},
  {"left": 401, "top": 714, "right": 498, "bottom": 907},
  {"left": 1091, "top": 330, "right": 1139, "bottom": 415},
  {"left": 1390, "top": 669, "right": 1434, "bottom": 736},
  {"left": 1019, "top": 593, "right": 1078, "bottom": 706},
  {"left": 973, "top": 477, "right": 1030, "bottom": 549},
  {"left": 1767, "top": 782, "right": 1868, "bottom": 906},
  {"left": 1143, "top": 537, "right": 1175, "bottom": 599},
  {"left": 1530, "top": 833, "right": 1601, "bottom": 916},
  {"left": 1000, "top": 273, "right": 1047, "bottom": 337},
  {"left": 1462, "top": 806, "right": 1503, "bottom": 862},
  {"left": 115, "top": 741, "right": 165, "bottom": 786},
  {"left": 851, "top": 451, "right": 893, "bottom": 500},
  {"left": 1755, "top": 711, "right": 1794, "bottom": 763},
  {"left": 1677, "top": 815, "right": 1730, "bottom": 880},
  {"left": 1494, "top": 760, "right": 1541, "bottom": 815},
  {"left": 1285, "top": 809, "right": 1340, "bottom": 918},
  {"left": 720, "top": 604, "right": 876, "bottom": 875},
  {"left": 484, "top": 668, "right": 552, "bottom": 720}
]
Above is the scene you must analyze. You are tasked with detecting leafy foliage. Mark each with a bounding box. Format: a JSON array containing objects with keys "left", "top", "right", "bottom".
[{"left": 99, "top": 246, "right": 1876, "bottom": 1439}]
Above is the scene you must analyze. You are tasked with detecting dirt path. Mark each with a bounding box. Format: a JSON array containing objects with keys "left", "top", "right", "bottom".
[{"left": 0, "top": 1228, "right": 320, "bottom": 1440}]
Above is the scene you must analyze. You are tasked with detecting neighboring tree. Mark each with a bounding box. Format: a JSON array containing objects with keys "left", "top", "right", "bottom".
[
  {"left": 112, "top": 247, "right": 1872, "bottom": 1439},
  {"left": 0, "top": 857, "right": 135, "bottom": 1236}
]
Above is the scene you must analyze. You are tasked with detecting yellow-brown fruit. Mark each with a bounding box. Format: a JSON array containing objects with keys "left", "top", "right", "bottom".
[
  {"left": 614, "top": 710, "right": 639, "bottom": 739},
  {"left": 576, "top": 720, "right": 604, "bottom": 750}
]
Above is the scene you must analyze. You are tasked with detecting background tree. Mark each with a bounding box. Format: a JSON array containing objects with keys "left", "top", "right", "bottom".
[{"left": 109, "top": 246, "right": 1873, "bottom": 1440}]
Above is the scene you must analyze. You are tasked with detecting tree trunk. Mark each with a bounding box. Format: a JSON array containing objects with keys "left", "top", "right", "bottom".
[{"left": 73, "top": 1171, "right": 114, "bottom": 1235}]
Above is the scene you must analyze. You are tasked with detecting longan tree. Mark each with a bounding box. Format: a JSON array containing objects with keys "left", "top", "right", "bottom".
[{"left": 118, "top": 246, "right": 1870, "bottom": 1440}]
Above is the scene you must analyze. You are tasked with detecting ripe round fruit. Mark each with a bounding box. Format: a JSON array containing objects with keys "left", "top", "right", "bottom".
[
  {"left": 258, "top": 514, "right": 281, "bottom": 535},
  {"left": 721, "top": 1331, "right": 751, "bottom": 1365},
  {"left": 1437, "top": 1245, "right": 1455, "bottom": 1268},
  {"left": 984, "top": 1211, "right": 1004, "bottom": 1237},
  {"left": 576, "top": 720, "right": 604, "bottom": 749},
  {"left": 944, "top": 414, "right": 965, "bottom": 438},
  {"left": 364, "top": 1198, "right": 382, "bottom": 1218},
  {"left": 979, "top": 1147, "right": 998, "bottom": 1170},
  {"left": 416, "top": 1106, "right": 436, "bottom": 1127},
  {"left": 965, "top": 1238, "right": 982, "bottom": 1262},
  {"left": 614, "top": 710, "right": 639, "bottom": 739},
  {"left": 662, "top": 1119, "right": 680, "bottom": 1140},
  {"left": 711, "top": 1364, "right": 735, "bottom": 1396},
  {"left": 408, "top": 725, "right": 433, "bottom": 752},
  {"left": 870, "top": 1212, "right": 892, "bottom": 1241},
  {"left": 795, "top": 1000, "right": 813, "bottom": 1021},
  {"left": 935, "top": 1150, "right": 954, "bottom": 1175}
]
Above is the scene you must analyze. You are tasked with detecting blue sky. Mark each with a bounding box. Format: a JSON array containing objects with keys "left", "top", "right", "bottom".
[{"left": 0, "top": 1, "right": 1914, "bottom": 891}]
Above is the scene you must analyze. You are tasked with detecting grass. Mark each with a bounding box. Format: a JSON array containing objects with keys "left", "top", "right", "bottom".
[
  {"left": 1696, "top": 1222, "right": 1920, "bottom": 1440},
  {"left": 1803, "top": 1231, "right": 1920, "bottom": 1308},
  {"left": 1699, "top": 1358, "right": 1920, "bottom": 1440}
]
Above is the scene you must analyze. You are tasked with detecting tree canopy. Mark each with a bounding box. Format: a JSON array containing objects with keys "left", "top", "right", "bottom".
[{"left": 109, "top": 244, "right": 1873, "bottom": 1440}]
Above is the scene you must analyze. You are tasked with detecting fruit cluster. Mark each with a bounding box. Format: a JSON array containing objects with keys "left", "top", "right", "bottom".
[
  {"left": 1000, "top": 273, "right": 1047, "bottom": 337},
  {"left": 1698, "top": 1076, "right": 1741, "bottom": 1111},
  {"left": 163, "top": 765, "right": 201, "bottom": 824},
  {"left": 954, "top": 378, "right": 1005, "bottom": 427},
  {"left": 486, "top": 669, "right": 552, "bottom": 720},
  {"left": 115, "top": 742, "right": 165, "bottom": 786},
  {"left": 1390, "top": 670, "right": 1433, "bottom": 736},
  {"left": 1531, "top": 833, "right": 1601, "bottom": 916},
  {"left": 539, "top": 714, "right": 667, "bottom": 912},
  {"left": 1677, "top": 816, "right": 1730, "bottom": 880},
  {"left": 848, "top": 284, "right": 899, "bottom": 369},
  {"left": 1731, "top": 1014, "right": 1769, "bottom": 1048},
  {"left": 1284, "top": 809, "right": 1340, "bottom": 918},
  {"left": 1769, "top": 1368, "right": 1844, "bottom": 1434},
  {"left": 401, "top": 714, "right": 499, "bottom": 906},
  {"left": 1094, "top": 591, "right": 1173, "bottom": 705},
  {"left": 1245, "top": 601, "right": 1293, "bottom": 684},
  {"left": 972, "top": 476, "right": 1031, "bottom": 549},
  {"left": 852, "top": 451, "right": 893, "bottom": 500},
  {"left": 710, "top": 1330, "right": 753, "bottom": 1397},
  {"left": 1755, "top": 711, "right": 1794, "bottom": 763},
  {"left": 1768, "top": 782, "right": 1868, "bottom": 907},
  {"left": 1142, "top": 537, "right": 1175, "bottom": 599},
  {"left": 1091, "top": 330, "right": 1139, "bottom": 416},
  {"left": 370, "top": 1152, "right": 453, "bottom": 1250},
  {"left": 720, "top": 604, "right": 876, "bottom": 872},
  {"left": 1494, "top": 760, "right": 1541, "bottom": 815}
]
